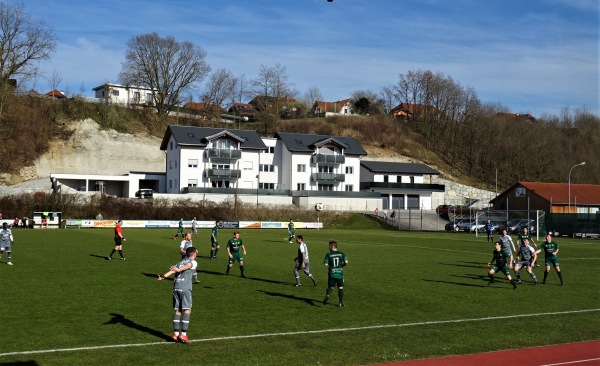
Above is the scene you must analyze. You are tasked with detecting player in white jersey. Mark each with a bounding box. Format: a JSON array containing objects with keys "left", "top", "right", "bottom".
[
  {"left": 0, "top": 222, "right": 14, "bottom": 265},
  {"left": 179, "top": 233, "right": 198, "bottom": 284},
  {"left": 158, "top": 246, "right": 198, "bottom": 344},
  {"left": 293, "top": 235, "right": 317, "bottom": 287}
]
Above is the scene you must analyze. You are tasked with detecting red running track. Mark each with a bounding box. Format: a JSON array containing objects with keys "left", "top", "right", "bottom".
[{"left": 374, "top": 340, "right": 600, "bottom": 366}]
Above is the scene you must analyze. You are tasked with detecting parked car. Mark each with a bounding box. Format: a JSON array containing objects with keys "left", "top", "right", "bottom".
[
  {"left": 436, "top": 205, "right": 452, "bottom": 216},
  {"left": 135, "top": 189, "right": 154, "bottom": 198},
  {"left": 445, "top": 218, "right": 472, "bottom": 232},
  {"left": 506, "top": 219, "right": 536, "bottom": 234},
  {"left": 468, "top": 222, "right": 486, "bottom": 233}
]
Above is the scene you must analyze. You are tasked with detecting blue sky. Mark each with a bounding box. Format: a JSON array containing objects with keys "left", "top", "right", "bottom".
[{"left": 16, "top": 0, "right": 599, "bottom": 117}]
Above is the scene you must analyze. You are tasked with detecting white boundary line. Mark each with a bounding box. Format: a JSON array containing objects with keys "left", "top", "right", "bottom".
[
  {"left": 1, "top": 308, "right": 598, "bottom": 357},
  {"left": 541, "top": 358, "right": 600, "bottom": 366}
]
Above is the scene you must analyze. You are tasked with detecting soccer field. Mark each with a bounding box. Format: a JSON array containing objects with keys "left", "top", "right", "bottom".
[{"left": 1, "top": 228, "right": 599, "bottom": 365}]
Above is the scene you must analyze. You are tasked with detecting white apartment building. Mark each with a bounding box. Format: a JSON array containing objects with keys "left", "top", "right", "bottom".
[
  {"left": 159, "top": 126, "right": 381, "bottom": 210},
  {"left": 92, "top": 83, "right": 155, "bottom": 107}
]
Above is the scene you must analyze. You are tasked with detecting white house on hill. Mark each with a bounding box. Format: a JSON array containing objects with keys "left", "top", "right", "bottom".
[{"left": 92, "top": 83, "right": 155, "bottom": 107}]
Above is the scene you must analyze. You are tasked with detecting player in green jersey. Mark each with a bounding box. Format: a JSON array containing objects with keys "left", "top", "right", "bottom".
[
  {"left": 210, "top": 221, "right": 220, "bottom": 260},
  {"left": 226, "top": 232, "right": 247, "bottom": 277},
  {"left": 487, "top": 241, "right": 518, "bottom": 289},
  {"left": 173, "top": 218, "right": 184, "bottom": 239},
  {"left": 323, "top": 241, "right": 348, "bottom": 307},
  {"left": 287, "top": 219, "right": 296, "bottom": 243},
  {"left": 536, "top": 234, "right": 563, "bottom": 286}
]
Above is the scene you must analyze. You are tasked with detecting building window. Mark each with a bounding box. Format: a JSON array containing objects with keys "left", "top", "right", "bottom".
[
  {"left": 259, "top": 183, "right": 274, "bottom": 189},
  {"left": 169, "top": 180, "right": 172, "bottom": 189},
  {"left": 318, "top": 184, "right": 334, "bottom": 191},
  {"left": 345, "top": 185, "right": 353, "bottom": 191},
  {"left": 111, "top": 90, "right": 119, "bottom": 96},
  {"left": 133, "top": 91, "right": 140, "bottom": 102},
  {"left": 345, "top": 166, "right": 353, "bottom": 174},
  {"left": 169, "top": 160, "right": 172, "bottom": 169},
  {"left": 146, "top": 93, "right": 153, "bottom": 102},
  {"left": 297, "top": 183, "right": 305, "bottom": 190},
  {"left": 297, "top": 164, "right": 306, "bottom": 173},
  {"left": 407, "top": 194, "right": 420, "bottom": 209},
  {"left": 188, "top": 179, "right": 198, "bottom": 187},
  {"left": 268, "top": 146, "right": 275, "bottom": 154},
  {"left": 397, "top": 175, "right": 402, "bottom": 183},
  {"left": 169, "top": 142, "right": 173, "bottom": 150},
  {"left": 260, "top": 164, "right": 274, "bottom": 172},
  {"left": 410, "top": 176, "right": 415, "bottom": 184},
  {"left": 384, "top": 175, "right": 389, "bottom": 183},
  {"left": 174, "top": 160, "right": 177, "bottom": 169},
  {"left": 318, "top": 165, "right": 333, "bottom": 173},
  {"left": 188, "top": 159, "right": 198, "bottom": 168}
]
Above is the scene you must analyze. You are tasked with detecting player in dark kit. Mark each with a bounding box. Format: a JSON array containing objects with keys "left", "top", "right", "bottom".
[
  {"left": 173, "top": 218, "right": 184, "bottom": 239},
  {"left": 536, "top": 234, "right": 564, "bottom": 286},
  {"left": 226, "top": 232, "right": 247, "bottom": 277},
  {"left": 287, "top": 219, "right": 296, "bottom": 243},
  {"left": 484, "top": 219, "right": 494, "bottom": 243},
  {"left": 210, "top": 221, "right": 220, "bottom": 259},
  {"left": 487, "top": 241, "right": 518, "bottom": 289},
  {"left": 323, "top": 240, "right": 348, "bottom": 307}
]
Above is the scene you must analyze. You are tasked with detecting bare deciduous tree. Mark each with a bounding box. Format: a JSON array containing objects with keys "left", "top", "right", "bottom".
[
  {"left": 201, "top": 68, "right": 236, "bottom": 121},
  {"left": 251, "top": 63, "right": 294, "bottom": 131},
  {"left": 0, "top": 2, "right": 56, "bottom": 115},
  {"left": 302, "top": 86, "right": 323, "bottom": 115},
  {"left": 119, "top": 32, "right": 211, "bottom": 117}
]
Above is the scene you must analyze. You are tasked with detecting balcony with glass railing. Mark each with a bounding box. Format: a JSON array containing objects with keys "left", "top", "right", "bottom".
[
  {"left": 206, "top": 148, "right": 242, "bottom": 159},
  {"left": 311, "top": 172, "right": 345, "bottom": 182},
  {"left": 312, "top": 154, "right": 345, "bottom": 164},
  {"left": 205, "top": 169, "right": 241, "bottom": 179}
]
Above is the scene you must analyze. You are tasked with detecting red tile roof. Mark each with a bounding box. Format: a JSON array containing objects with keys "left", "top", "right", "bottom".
[
  {"left": 519, "top": 182, "right": 600, "bottom": 205},
  {"left": 314, "top": 99, "right": 352, "bottom": 113},
  {"left": 44, "top": 89, "right": 65, "bottom": 98},
  {"left": 183, "top": 102, "right": 225, "bottom": 113}
]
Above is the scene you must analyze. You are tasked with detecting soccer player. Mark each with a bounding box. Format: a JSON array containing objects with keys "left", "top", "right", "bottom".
[
  {"left": 498, "top": 228, "right": 516, "bottom": 269},
  {"left": 157, "top": 246, "right": 198, "bottom": 344},
  {"left": 293, "top": 235, "right": 317, "bottom": 287},
  {"left": 179, "top": 233, "right": 198, "bottom": 284},
  {"left": 173, "top": 218, "right": 184, "bottom": 239},
  {"left": 518, "top": 226, "right": 538, "bottom": 267},
  {"left": 191, "top": 217, "right": 198, "bottom": 236},
  {"left": 210, "top": 221, "right": 220, "bottom": 260},
  {"left": 484, "top": 219, "right": 494, "bottom": 243},
  {"left": 287, "top": 219, "right": 295, "bottom": 243},
  {"left": 107, "top": 220, "right": 126, "bottom": 260},
  {"left": 0, "top": 222, "right": 14, "bottom": 265},
  {"left": 487, "top": 241, "right": 518, "bottom": 289},
  {"left": 514, "top": 238, "right": 538, "bottom": 286},
  {"left": 226, "top": 232, "right": 246, "bottom": 277},
  {"left": 536, "top": 234, "right": 564, "bottom": 286},
  {"left": 323, "top": 240, "right": 348, "bottom": 307}
]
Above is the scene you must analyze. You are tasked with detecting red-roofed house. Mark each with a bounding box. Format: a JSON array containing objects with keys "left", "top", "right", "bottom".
[
  {"left": 45, "top": 89, "right": 66, "bottom": 99},
  {"left": 313, "top": 99, "right": 354, "bottom": 117},
  {"left": 491, "top": 181, "right": 600, "bottom": 214},
  {"left": 183, "top": 102, "right": 226, "bottom": 114},
  {"left": 495, "top": 112, "right": 537, "bottom": 123},
  {"left": 391, "top": 103, "right": 440, "bottom": 120}
]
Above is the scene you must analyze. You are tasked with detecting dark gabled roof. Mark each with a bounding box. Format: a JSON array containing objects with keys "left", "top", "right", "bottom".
[
  {"left": 160, "top": 125, "right": 267, "bottom": 151},
  {"left": 360, "top": 161, "right": 440, "bottom": 175},
  {"left": 491, "top": 182, "right": 600, "bottom": 205},
  {"left": 274, "top": 132, "right": 367, "bottom": 156}
]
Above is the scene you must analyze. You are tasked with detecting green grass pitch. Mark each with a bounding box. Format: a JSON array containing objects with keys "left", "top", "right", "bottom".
[{"left": 1, "top": 227, "right": 598, "bottom": 365}]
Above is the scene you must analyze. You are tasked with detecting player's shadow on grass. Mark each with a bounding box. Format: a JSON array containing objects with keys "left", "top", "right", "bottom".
[
  {"left": 0, "top": 361, "right": 39, "bottom": 365},
  {"left": 241, "top": 275, "right": 289, "bottom": 285},
  {"left": 104, "top": 313, "right": 171, "bottom": 341},
  {"left": 422, "top": 278, "right": 488, "bottom": 288},
  {"left": 89, "top": 254, "right": 110, "bottom": 260},
  {"left": 257, "top": 290, "right": 320, "bottom": 306},
  {"left": 438, "top": 262, "right": 483, "bottom": 269}
]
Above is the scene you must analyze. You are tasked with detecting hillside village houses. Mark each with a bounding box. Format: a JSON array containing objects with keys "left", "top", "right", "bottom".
[
  {"left": 92, "top": 83, "right": 155, "bottom": 107},
  {"left": 50, "top": 125, "right": 447, "bottom": 212}
]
